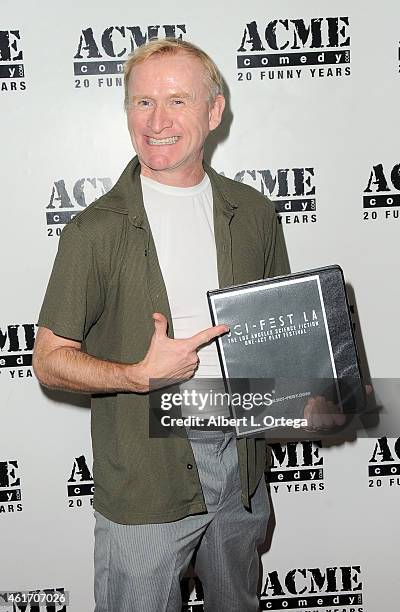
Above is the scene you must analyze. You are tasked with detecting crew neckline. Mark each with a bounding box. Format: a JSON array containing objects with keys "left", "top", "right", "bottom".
[{"left": 140, "top": 173, "right": 210, "bottom": 196}]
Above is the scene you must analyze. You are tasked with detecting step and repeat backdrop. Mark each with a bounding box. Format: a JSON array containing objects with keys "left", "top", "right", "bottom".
[{"left": 1, "top": 1, "right": 399, "bottom": 610}]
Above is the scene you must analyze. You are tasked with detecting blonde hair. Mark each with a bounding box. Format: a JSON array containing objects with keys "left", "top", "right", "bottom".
[{"left": 124, "top": 38, "right": 224, "bottom": 110}]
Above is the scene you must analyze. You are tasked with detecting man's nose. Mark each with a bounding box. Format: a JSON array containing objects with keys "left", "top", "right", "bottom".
[{"left": 147, "top": 104, "right": 172, "bottom": 133}]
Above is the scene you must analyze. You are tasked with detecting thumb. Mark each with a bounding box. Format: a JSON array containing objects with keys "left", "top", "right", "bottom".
[{"left": 152, "top": 312, "right": 168, "bottom": 337}]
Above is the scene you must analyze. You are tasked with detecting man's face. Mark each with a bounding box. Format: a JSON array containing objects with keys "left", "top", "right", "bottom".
[{"left": 126, "top": 52, "right": 225, "bottom": 186}]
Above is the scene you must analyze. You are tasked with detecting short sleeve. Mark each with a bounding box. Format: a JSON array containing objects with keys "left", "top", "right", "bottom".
[{"left": 37, "top": 222, "right": 104, "bottom": 342}]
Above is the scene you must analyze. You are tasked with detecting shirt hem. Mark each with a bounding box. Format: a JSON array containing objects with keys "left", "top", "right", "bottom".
[
  {"left": 93, "top": 499, "right": 208, "bottom": 525},
  {"left": 36, "top": 318, "right": 84, "bottom": 343}
]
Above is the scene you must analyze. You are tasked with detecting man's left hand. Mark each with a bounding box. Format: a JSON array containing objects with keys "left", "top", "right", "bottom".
[
  {"left": 303, "top": 385, "right": 373, "bottom": 431},
  {"left": 303, "top": 395, "right": 346, "bottom": 431}
]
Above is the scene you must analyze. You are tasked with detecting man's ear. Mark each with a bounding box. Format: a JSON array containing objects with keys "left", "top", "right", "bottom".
[{"left": 209, "top": 94, "right": 226, "bottom": 131}]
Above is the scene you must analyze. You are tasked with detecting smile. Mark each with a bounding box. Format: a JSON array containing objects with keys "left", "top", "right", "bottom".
[{"left": 147, "top": 137, "right": 179, "bottom": 145}]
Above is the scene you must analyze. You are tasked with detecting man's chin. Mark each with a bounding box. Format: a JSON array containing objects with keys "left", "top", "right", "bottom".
[{"left": 140, "top": 155, "right": 176, "bottom": 173}]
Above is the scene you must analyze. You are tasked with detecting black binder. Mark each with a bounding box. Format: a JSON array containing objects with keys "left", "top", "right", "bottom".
[{"left": 207, "top": 265, "right": 365, "bottom": 436}]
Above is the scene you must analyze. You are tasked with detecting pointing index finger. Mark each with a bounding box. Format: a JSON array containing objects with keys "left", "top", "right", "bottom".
[{"left": 189, "top": 324, "right": 229, "bottom": 350}]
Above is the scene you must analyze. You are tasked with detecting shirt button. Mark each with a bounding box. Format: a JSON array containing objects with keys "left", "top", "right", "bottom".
[{"left": 187, "top": 463, "right": 193, "bottom": 470}]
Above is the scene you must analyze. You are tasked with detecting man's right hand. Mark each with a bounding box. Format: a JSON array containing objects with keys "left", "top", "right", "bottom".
[
  {"left": 132, "top": 313, "right": 229, "bottom": 392},
  {"left": 33, "top": 314, "right": 228, "bottom": 395}
]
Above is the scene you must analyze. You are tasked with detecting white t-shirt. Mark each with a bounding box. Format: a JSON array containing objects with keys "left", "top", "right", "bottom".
[
  {"left": 141, "top": 173, "right": 221, "bottom": 378},
  {"left": 141, "top": 174, "right": 229, "bottom": 419}
]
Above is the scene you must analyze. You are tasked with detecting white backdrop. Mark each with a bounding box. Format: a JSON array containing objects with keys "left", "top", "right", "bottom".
[{"left": 1, "top": 1, "right": 399, "bottom": 610}]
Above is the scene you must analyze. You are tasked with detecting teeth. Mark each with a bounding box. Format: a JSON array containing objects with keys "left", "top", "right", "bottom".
[{"left": 148, "top": 137, "right": 179, "bottom": 145}]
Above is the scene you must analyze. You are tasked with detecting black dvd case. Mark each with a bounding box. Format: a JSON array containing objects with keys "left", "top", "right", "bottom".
[{"left": 207, "top": 265, "right": 365, "bottom": 436}]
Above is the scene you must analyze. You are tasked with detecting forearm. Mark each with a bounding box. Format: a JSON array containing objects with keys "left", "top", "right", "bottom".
[
  {"left": 32, "top": 312, "right": 223, "bottom": 395},
  {"left": 33, "top": 346, "right": 147, "bottom": 394}
]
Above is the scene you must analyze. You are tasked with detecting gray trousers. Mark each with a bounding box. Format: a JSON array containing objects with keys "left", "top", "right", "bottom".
[{"left": 94, "top": 430, "right": 269, "bottom": 612}]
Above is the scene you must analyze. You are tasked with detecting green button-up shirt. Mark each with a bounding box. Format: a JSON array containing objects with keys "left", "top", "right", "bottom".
[{"left": 38, "top": 156, "right": 290, "bottom": 524}]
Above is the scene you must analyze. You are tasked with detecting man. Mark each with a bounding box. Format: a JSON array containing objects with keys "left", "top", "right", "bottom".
[{"left": 33, "top": 38, "right": 290, "bottom": 611}]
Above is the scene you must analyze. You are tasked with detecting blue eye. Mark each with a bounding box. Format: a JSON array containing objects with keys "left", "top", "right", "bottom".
[{"left": 137, "top": 99, "right": 152, "bottom": 107}]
